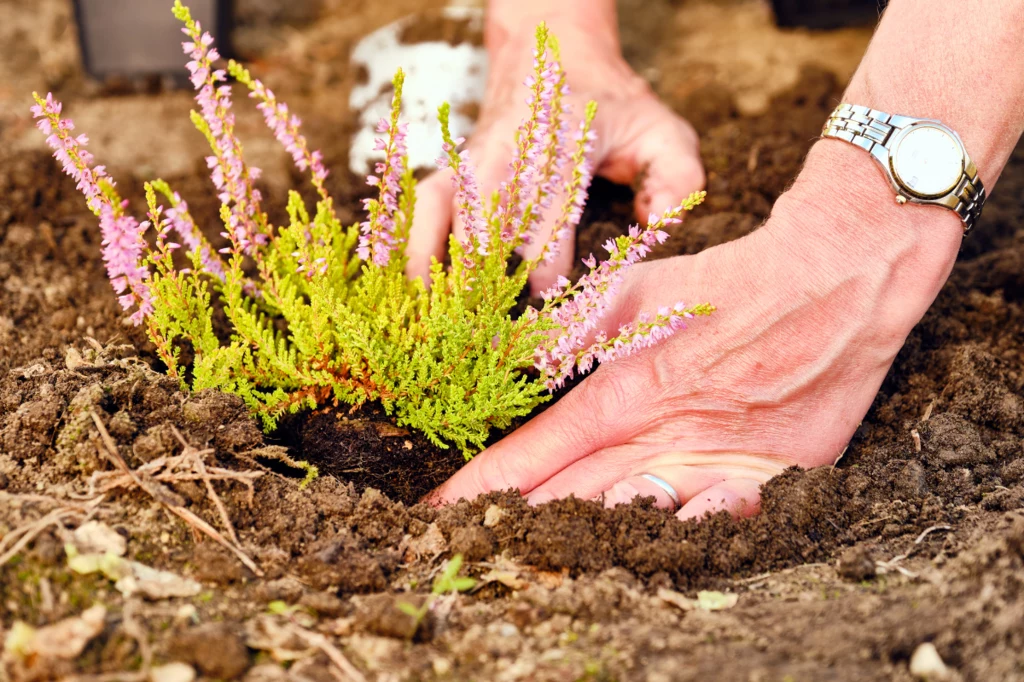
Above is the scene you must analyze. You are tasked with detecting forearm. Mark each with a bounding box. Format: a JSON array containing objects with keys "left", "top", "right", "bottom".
[
  {"left": 774, "top": 0, "right": 1024, "bottom": 302},
  {"left": 843, "top": 0, "right": 1024, "bottom": 185}
]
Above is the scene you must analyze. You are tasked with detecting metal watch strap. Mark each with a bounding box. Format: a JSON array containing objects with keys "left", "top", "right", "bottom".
[{"left": 822, "top": 103, "right": 986, "bottom": 234}]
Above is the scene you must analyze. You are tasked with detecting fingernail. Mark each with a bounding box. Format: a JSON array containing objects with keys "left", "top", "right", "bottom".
[{"left": 526, "top": 490, "right": 555, "bottom": 507}]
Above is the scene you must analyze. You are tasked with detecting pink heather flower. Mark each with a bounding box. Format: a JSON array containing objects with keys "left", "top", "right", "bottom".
[
  {"left": 165, "top": 194, "right": 226, "bottom": 280},
  {"left": 437, "top": 132, "right": 488, "bottom": 264},
  {"left": 101, "top": 202, "right": 153, "bottom": 326},
  {"left": 522, "top": 62, "right": 572, "bottom": 247},
  {"left": 291, "top": 249, "right": 329, "bottom": 279},
  {"left": 245, "top": 75, "right": 329, "bottom": 200},
  {"left": 358, "top": 89, "right": 409, "bottom": 267},
  {"left": 495, "top": 46, "right": 559, "bottom": 249},
  {"left": 537, "top": 107, "right": 597, "bottom": 265},
  {"left": 535, "top": 203, "right": 696, "bottom": 389},
  {"left": 31, "top": 93, "right": 108, "bottom": 215},
  {"left": 180, "top": 21, "right": 266, "bottom": 256},
  {"left": 33, "top": 92, "right": 152, "bottom": 326},
  {"left": 567, "top": 302, "right": 695, "bottom": 381}
]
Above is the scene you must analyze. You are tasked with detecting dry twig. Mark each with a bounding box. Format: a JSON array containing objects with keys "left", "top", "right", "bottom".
[
  {"left": 292, "top": 627, "right": 367, "bottom": 682},
  {"left": 875, "top": 524, "right": 954, "bottom": 580},
  {"left": 88, "top": 410, "right": 264, "bottom": 576},
  {"left": 0, "top": 495, "right": 103, "bottom": 566}
]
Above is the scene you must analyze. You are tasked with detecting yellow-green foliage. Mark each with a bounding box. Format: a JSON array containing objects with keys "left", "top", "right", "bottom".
[
  {"left": 38, "top": 5, "right": 711, "bottom": 460},
  {"left": 142, "top": 44, "right": 555, "bottom": 456}
]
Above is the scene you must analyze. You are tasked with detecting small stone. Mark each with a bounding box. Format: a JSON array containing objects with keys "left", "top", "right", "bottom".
[
  {"left": 498, "top": 622, "right": 519, "bottom": 638},
  {"left": 253, "top": 576, "right": 305, "bottom": 604},
  {"left": 150, "top": 662, "right": 196, "bottom": 682},
  {"left": 242, "top": 663, "right": 290, "bottom": 681},
  {"left": 298, "top": 590, "right": 346, "bottom": 617},
  {"left": 909, "top": 642, "right": 950, "bottom": 680},
  {"left": 403, "top": 523, "right": 447, "bottom": 562},
  {"left": 72, "top": 521, "right": 127, "bottom": 556},
  {"left": 175, "top": 605, "right": 198, "bottom": 624},
  {"left": 483, "top": 504, "right": 504, "bottom": 528},
  {"left": 65, "top": 347, "right": 87, "bottom": 371},
  {"left": 432, "top": 658, "right": 453, "bottom": 675}
]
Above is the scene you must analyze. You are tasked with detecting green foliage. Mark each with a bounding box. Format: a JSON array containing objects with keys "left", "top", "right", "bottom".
[
  {"left": 431, "top": 554, "right": 477, "bottom": 595},
  {"left": 142, "top": 65, "right": 561, "bottom": 457},
  {"left": 396, "top": 554, "right": 476, "bottom": 627},
  {"left": 49, "top": 7, "right": 711, "bottom": 461}
]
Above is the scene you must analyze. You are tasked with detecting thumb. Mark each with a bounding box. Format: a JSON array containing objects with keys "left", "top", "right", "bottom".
[
  {"left": 632, "top": 119, "right": 705, "bottom": 221},
  {"left": 428, "top": 358, "right": 650, "bottom": 505},
  {"left": 429, "top": 265, "right": 658, "bottom": 505}
]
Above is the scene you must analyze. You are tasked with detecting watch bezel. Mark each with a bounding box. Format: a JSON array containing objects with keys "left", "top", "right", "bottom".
[{"left": 887, "top": 121, "right": 967, "bottom": 200}]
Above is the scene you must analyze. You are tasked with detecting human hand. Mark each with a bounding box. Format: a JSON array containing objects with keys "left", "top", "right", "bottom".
[
  {"left": 404, "top": 14, "right": 704, "bottom": 294},
  {"left": 431, "top": 141, "right": 966, "bottom": 520}
]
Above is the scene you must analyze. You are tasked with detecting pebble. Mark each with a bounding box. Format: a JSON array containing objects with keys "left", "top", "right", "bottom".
[
  {"left": 149, "top": 662, "right": 196, "bottom": 682},
  {"left": 909, "top": 642, "right": 951, "bottom": 681},
  {"left": 483, "top": 504, "right": 504, "bottom": 527},
  {"left": 836, "top": 546, "right": 876, "bottom": 582}
]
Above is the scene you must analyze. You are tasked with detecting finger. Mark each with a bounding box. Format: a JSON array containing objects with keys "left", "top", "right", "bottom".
[
  {"left": 526, "top": 448, "right": 747, "bottom": 507},
  {"left": 405, "top": 170, "right": 455, "bottom": 284},
  {"left": 636, "top": 147, "right": 706, "bottom": 224},
  {"left": 676, "top": 478, "right": 763, "bottom": 522},
  {"left": 597, "top": 111, "right": 705, "bottom": 222},
  {"left": 449, "top": 143, "right": 509, "bottom": 247},
  {"left": 598, "top": 468, "right": 728, "bottom": 510},
  {"left": 601, "top": 475, "right": 679, "bottom": 510},
  {"left": 429, "top": 362, "right": 651, "bottom": 505}
]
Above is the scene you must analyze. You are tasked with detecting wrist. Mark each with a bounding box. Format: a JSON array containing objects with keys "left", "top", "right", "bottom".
[
  {"left": 485, "top": 0, "right": 619, "bottom": 56},
  {"left": 762, "top": 140, "right": 962, "bottom": 322}
]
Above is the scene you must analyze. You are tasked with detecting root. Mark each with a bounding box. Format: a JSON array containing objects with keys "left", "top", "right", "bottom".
[
  {"left": 238, "top": 445, "right": 319, "bottom": 488},
  {"left": 88, "top": 410, "right": 264, "bottom": 576}
]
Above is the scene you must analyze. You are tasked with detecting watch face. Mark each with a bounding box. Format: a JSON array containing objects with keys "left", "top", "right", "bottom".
[{"left": 891, "top": 125, "right": 965, "bottom": 198}]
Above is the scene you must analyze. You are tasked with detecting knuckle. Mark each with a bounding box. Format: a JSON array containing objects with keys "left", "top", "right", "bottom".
[{"left": 572, "top": 365, "right": 646, "bottom": 435}]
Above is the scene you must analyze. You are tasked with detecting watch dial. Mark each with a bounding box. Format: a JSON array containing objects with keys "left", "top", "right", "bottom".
[{"left": 892, "top": 125, "right": 965, "bottom": 198}]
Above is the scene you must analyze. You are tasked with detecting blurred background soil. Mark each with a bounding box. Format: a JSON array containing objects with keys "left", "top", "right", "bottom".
[{"left": 2, "top": 1, "right": 1023, "bottom": 680}]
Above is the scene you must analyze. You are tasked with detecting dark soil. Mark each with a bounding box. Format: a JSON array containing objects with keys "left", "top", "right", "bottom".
[
  {"left": 2, "top": 1, "right": 1024, "bottom": 681},
  {"left": 295, "top": 406, "right": 465, "bottom": 504}
]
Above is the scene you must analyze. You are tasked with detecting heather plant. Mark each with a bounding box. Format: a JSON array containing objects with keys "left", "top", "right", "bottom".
[{"left": 32, "top": 1, "right": 711, "bottom": 456}]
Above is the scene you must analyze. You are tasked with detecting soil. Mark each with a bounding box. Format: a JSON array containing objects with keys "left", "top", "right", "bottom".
[{"left": 2, "top": 1, "right": 1024, "bottom": 681}]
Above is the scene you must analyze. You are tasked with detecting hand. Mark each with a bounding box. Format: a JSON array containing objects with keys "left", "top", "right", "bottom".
[
  {"left": 405, "top": 16, "right": 704, "bottom": 294},
  {"left": 431, "top": 142, "right": 965, "bottom": 520}
]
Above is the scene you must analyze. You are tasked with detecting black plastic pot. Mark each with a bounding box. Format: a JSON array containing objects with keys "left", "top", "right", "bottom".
[
  {"left": 770, "top": 0, "right": 887, "bottom": 29},
  {"left": 74, "top": 0, "right": 232, "bottom": 84}
]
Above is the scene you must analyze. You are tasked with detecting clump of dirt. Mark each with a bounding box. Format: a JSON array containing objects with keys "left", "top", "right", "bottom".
[{"left": 295, "top": 407, "right": 466, "bottom": 504}]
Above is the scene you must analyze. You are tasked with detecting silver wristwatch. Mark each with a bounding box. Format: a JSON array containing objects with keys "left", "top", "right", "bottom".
[{"left": 822, "top": 103, "right": 986, "bottom": 234}]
